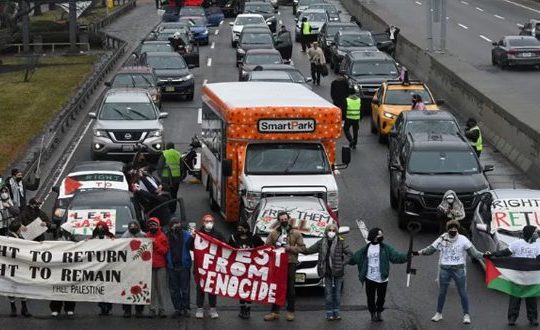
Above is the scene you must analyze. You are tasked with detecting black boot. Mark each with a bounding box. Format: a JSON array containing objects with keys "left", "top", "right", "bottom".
[
  {"left": 21, "top": 301, "right": 31, "bottom": 317},
  {"left": 10, "top": 302, "right": 17, "bottom": 317},
  {"left": 376, "top": 311, "right": 383, "bottom": 322},
  {"left": 238, "top": 306, "right": 246, "bottom": 319},
  {"left": 370, "top": 312, "right": 377, "bottom": 322},
  {"left": 244, "top": 306, "right": 251, "bottom": 319}
]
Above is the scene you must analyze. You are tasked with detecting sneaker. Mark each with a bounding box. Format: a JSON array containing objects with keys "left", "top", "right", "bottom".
[
  {"left": 326, "top": 315, "right": 335, "bottom": 321},
  {"left": 264, "top": 312, "right": 280, "bottom": 321},
  {"left": 195, "top": 308, "right": 204, "bottom": 319},
  {"left": 171, "top": 310, "right": 182, "bottom": 318},
  {"left": 51, "top": 312, "right": 59, "bottom": 318},
  {"left": 463, "top": 314, "right": 471, "bottom": 324},
  {"left": 431, "top": 313, "right": 443, "bottom": 322},
  {"left": 209, "top": 308, "right": 219, "bottom": 319},
  {"left": 286, "top": 312, "right": 295, "bottom": 321},
  {"left": 67, "top": 311, "right": 74, "bottom": 317}
]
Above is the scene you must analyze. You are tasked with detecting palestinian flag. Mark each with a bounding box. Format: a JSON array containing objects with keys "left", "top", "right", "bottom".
[{"left": 485, "top": 257, "right": 540, "bottom": 298}]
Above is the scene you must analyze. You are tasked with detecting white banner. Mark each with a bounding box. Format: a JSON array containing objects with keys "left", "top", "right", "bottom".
[
  {"left": 62, "top": 209, "right": 116, "bottom": 236},
  {"left": 0, "top": 237, "right": 153, "bottom": 304}
]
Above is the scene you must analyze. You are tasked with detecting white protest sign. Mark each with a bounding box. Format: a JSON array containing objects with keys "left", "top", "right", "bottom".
[
  {"left": 62, "top": 209, "right": 116, "bottom": 236},
  {"left": 20, "top": 217, "right": 48, "bottom": 241},
  {"left": 490, "top": 198, "right": 540, "bottom": 231}
]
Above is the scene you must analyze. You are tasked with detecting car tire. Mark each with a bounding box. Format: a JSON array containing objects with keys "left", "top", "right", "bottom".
[
  {"left": 378, "top": 120, "right": 386, "bottom": 144},
  {"left": 491, "top": 55, "right": 497, "bottom": 66},
  {"left": 390, "top": 188, "right": 398, "bottom": 209},
  {"left": 231, "top": 40, "right": 236, "bottom": 47},
  {"left": 500, "top": 58, "right": 508, "bottom": 70},
  {"left": 398, "top": 198, "right": 408, "bottom": 230},
  {"left": 186, "top": 92, "right": 194, "bottom": 101},
  {"left": 209, "top": 182, "right": 219, "bottom": 212}
]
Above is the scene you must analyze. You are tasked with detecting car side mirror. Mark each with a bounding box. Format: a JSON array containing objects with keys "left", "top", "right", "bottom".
[
  {"left": 159, "top": 112, "right": 168, "bottom": 119},
  {"left": 222, "top": 159, "right": 233, "bottom": 177},
  {"left": 435, "top": 99, "right": 445, "bottom": 106},
  {"left": 295, "top": 18, "right": 298, "bottom": 22},
  {"left": 229, "top": 22, "right": 234, "bottom": 26},
  {"left": 476, "top": 223, "right": 489, "bottom": 233},
  {"left": 338, "top": 10, "right": 342, "bottom": 14},
  {"left": 390, "top": 163, "right": 403, "bottom": 171},
  {"left": 51, "top": 185, "right": 60, "bottom": 194},
  {"left": 338, "top": 226, "right": 350, "bottom": 234},
  {"left": 188, "top": 64, "right": 196, "bottom": 69},
  {"left": 88, "top": 112, "right": 97, "bottom": 119},
  {"left": 483, "top": 164, "right": 494, "bottom": 172},
  {"left": 104, "top": 81, "right": 112, "bottom": 87}
]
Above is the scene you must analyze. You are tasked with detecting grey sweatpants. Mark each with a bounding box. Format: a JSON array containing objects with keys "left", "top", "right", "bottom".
[{"left": 150, "top": 268, "right": 168, "bottom": 312}]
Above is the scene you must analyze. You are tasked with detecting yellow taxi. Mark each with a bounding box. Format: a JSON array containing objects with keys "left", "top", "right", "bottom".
[{"left": 370, "top": 80, "right": 441, "bottom": 143}]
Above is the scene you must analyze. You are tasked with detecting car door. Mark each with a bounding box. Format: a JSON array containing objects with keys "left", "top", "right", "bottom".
[
  {"left": 371, "top": 85, "right": 383, "bottom": 127},
  {"left": 494, "top": 39, "right": 505, "bottom": 60},
  {"left": 388, "top": 112, "right": 403, "bottom": 164}
]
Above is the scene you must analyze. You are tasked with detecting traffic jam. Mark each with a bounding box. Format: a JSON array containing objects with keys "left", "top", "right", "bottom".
[{"left": 2, "top": 0, "right": 540, "bottom": 327}]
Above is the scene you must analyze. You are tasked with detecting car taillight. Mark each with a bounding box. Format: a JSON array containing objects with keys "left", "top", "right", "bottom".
[{"left": 507, "top": 49, "right": 519, "bottom": 54}]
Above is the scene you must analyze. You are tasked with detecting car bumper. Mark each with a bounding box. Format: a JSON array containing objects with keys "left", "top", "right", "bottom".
[
  {"left": 193, "top": 34, "right": 209, "bottom": 43},
  {"left": 91, "top": 136, "right": 164, "bottom": 156},
  {"left": 508, "top": 58, "right": 540, "bottom": 66},
  {"left": 158, "top": 80, "right": 194, "bottom": 95},
  {"left": 377, "top": 115, "right": 397, "bottom": 135},
  {"left": 295, "top": 264, "right": 322, "bottom": 287}
]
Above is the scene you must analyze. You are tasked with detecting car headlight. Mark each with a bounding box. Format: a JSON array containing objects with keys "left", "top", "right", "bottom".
[
  {"left": 326, "top": 40, "right": 332, "bottom": 46},
  {"left": 246, "top": 191, "right": 261, "bottom": 209},
  {"left": 149, "top": 130, "right": 162, "bottom": 137},
  {"left": 327, "top": 191, "right": 339, "bottom": 210},
  {"left": 237, "top": 48, "right": 245, "bottom": 54},
  {"left": 474, "top": 188, "right": 490, "bottom": 196},
  {"left": 94, "top": 129, "right": 107, "bottom": 137},
  {"left": 202, "top": 30, "right": 208, "bottom": 35},
  {"left": 383, "top": 112, "right": 395, "bottom": 119},
  {"left": 405, "top": 187, "right": 423, "bottom": 195},
  {"left": 184, "top": 73, "right": 194, "bottom": 80},
  {"left": 266, "top": 16, "right": 275, "bottom": 22},
  {"left": 293, "top": 0, "right": 298, "bottom": 4},
  {"left": 353, "top": 84, "right": 359, "bottom": 92},
  {"left": 54, "top": 208, "right": 66, "bottom": 218}
]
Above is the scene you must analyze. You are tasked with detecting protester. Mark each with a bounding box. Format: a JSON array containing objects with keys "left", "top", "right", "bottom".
[
  {"left": 121, "top": 221, "right": 146, "bottom": 318},
  {"left": 168, "top": 32, "right": 187, "bottom": 52},
  {"left": 307, "top": 42, "right": 326, "bottom": 86},
  {"left": 132, "top": 182, "right": 172, "bottom": 228},
  {"left": 194, "top": 213, "right": 224, "bottom": 319},
  {"left": 330, "top": 73, "right": 349, "bottom": 121},
  {"left": 275, "top": 25, "right": 293, "bottom": 62},
  {"left": 349, "top": 227, "right": 408, "bottom": 322},
  {"left": 6, "top": 220, "right": 32, "bottom": 317},
  {"left": 7, "top": 168, "right": 39, "bottom": 209},
  {"left": 18, "top": 197, "right": 49, "bottom": 241},
  {"left": 385, "top": 25, "right": 400, "bottom": 57},
  {"left": 343, "top": 90, "right": 361, "bottom": 149},
  {"left": 436, "top": 190, "right": 465, "bottom": 233},
  {"left": 91, "top": 221, "right": 115, "bottom": 316},
  {"left": 156, "top": 142, "right": 182, "bottom": 213},
  {"left": 487, "top": 225, "right": 540, "bottom": 326},
  {"left": 411, "top": 94, "right": 426, "bottom": 110},
  {"left": 303, "top": 223, "right": 352, "bottom": 320},
  {"left": 264, "top": 211, "right": 306, "bottom": 322},
  {"left": 413, "top": 220, "right": 485, "bottom": 324},
  {"left": 228, "top": 221, "right": 265, "bottom": 319},
  {"left": 350, "top": 16, "right": 362, "bottom": 28},
  {"left": 50, "top": 229, "right": 76, "bottom": 318},
  {"left": 0, "top": 183, "right": 20, "bottom": 235},
  {"left": 465, "top": 118, "right": 483, "bottom": 157},
  {"left": 167, "top": 218, "right": 193, "bottom": 318},
  {"left": 146, "top": 217, "right": 170, "bottom": 318},
  {"left": 300, "top": 17, "right": 312, "bottom": 52}
]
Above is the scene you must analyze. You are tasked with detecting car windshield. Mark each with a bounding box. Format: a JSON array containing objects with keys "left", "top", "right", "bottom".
[
  {"left": 206, "top": 7, "right": 222, "bottom": 14},
  {"left": 507, "top": 38, "right": 540, "bottom": 47},
  {"left": 299, "top": 0, "right": 323, "bottom": 6},
  {"left": 245, "top": 54, "right": 282, "bottom": 64},
  {"left": 67, "top": 205, "right": 133, "bottom": 234},
  {"left": 351, "top": 61, "right": 398, "bottom": 76},
  {"left": 338, "top": 34, "right": 374, "bottom": 47},
  {"left": 255, "top": 206, "right": 335, "bottom": 237},
  {"left": 100, "top": 102, "right": 157, "bottom": 120},
  {"left": 384, "top": 89, "right": 433, "bottom": 105},
  {"left": 156, "top": 32, "right": 174, "bottom": 41},
  {"left": 146, "top": 55, "right": 187, "bottom": 69},
  {"left": 112, "top": 74, "right": 155, "bottom": 88},
  {"left": 180, "top": 17, "right": 206, "bottom": 27},
  {"left": 236, "top": 16, "right": 265, "bottom": 25},
  {"left": 405, "top": 120, "right": 460, "bottom": 135},
  {"left": 245, "top": 4, "right": 274, "bottom": 13},
  {"left": 180, "top": 7, "right": 204, "bottom": 16},
  {"left": 310, "top": 4, "right": 337, "bottom": 13},
  {"left": 141, "top": 43, "right": 174, "bottom": 53},
  {"left": 303, "top": 12, "right": 327, "bottom": 21},
  {"left": 407, "top": 151, "right": 480, "bottom": 174},
  {"left": 245, "top": 143, "right": 331, "bottom": 175},
  {"left": 241, "top": 32, "right": 273, "bottom": 44},
  {"left": 326, "top": 25, "right": 357, "bottom": 37}
]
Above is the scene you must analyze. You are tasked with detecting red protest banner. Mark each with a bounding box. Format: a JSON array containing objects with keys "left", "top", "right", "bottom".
[{"left": 193, "top": 231, "right": 288, "bottom": 305}]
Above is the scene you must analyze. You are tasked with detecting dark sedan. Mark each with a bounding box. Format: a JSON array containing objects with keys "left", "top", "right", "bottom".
[
  {"left": 236, "top": 25, "right": 275, "bottom": 66},
  {"left": 238, "top": 49, "right": 283, "bottom": 80},
  {"left": 329, "top": 30, "right": 377, "bottom": 72},
  {"left": 243, "top": 2, "right": 277, "bottom": 32},
  {"left": 318, "top": 22, "right": 360, "bottom": 57},
  {"left": 306, "top": 3, "right": 340, "bottom": 22},
  {"left": 491, "top": 36, "right": 540, "bottom": 69}
]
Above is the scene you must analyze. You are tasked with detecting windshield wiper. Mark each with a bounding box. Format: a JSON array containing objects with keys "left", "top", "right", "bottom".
[
  {"left": 111, "top": 107, "right": 131, "bottom": 120},
  {"left": 284, "top": 150, "right": 303, "bottom": 173},
  {"left": 140, "top": 75, "right": 153, "bottom": 87},
  {"left": 130, "top": 75, "right": 137, "bottom": 87},
  {"left": 127, "top": 108, "right": 151, "bottom": 120}
]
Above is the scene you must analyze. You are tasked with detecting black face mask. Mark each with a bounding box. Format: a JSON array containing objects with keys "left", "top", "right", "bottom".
[
  {"left": 377, "top": 236, "right": 384, "bottom": 243},
  {"left": 15, "top": 177, "right": 22, "bottom": 182},
  {"left": 129, "top": 228, "right": 139, "bottom": 235},
  {"left": 149, "top": 228, "right": 158, "bottom": 234},
  {"left": 280, "top": 221, "right": 288, "bottom": 228},
  {"left": 173, "top": 227, "right": 182, "bottom": 234},
  {"left": 448, "top": 231, "right": 458, "bottom": 237},
  {"left": 237, "top": 229, "right": 247, "bottom": 236},
  {"left": 96, "top": 228, "right": 106, "bottom": 238}
]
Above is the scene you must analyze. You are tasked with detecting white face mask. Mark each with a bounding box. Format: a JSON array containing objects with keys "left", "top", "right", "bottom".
[
  {"left": 327, "top": 231, "right": 336, "bottom": 239},
  {"left": 204, "top": 222, "right": 214, "bottom": 231},
  {"left": 0, "top": 193, "right": 8, "bottom": 200}
]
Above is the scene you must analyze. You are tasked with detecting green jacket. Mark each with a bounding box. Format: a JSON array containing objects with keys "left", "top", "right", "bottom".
[{"left": 349, "top": 243, "right": 408, "bottom": 283}]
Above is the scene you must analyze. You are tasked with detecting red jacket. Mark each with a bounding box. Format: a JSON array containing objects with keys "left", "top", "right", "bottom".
[{"left": 146, "top": 218, "right": 169, "bottom": 268}]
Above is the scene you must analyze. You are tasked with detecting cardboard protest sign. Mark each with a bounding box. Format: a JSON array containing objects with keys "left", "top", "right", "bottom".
[
  {"left": 0, "top": 237, "right": 152, "bottom": 304},
  {"left": 193, "top": 231, "right": 288, "bottom": 305},
  {"left": 256, "top": 207, "right": 333, "bottom": 237},
  {"left": 491, "top": 198, "right": 540, "bottom": 231},
  {"left": 20, "top": 218, "right": 48, "bottom": 241},
  {"left": 62, "top": 209, "right": 116, "bottom": 236}
]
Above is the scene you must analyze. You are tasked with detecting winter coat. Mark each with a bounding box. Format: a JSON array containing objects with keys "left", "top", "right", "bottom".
[
  {"left": 304, "top": 235, "right": 352, "bottom": 277},
  {"left": 18, "top": 205, "right": 50, "bottom": 226},
  {"left": 7, "top": 176, "right": 39, "bottom": 209},
  {"left": 349, "top": 243, "right": 408, "bottom": 284},
  {"left": 146, "top": 219, "right": 169, "bottom": 269},
  {"left": 228, "top": 233, "right": 265, "bottom": 249},
  {"left": 0, "top": 200, "right": 19, "bottom": 230},
  {"left": 166, "top": 229, "right": 193, "bottom": 269},
  {"left": 266, "top": 226, "right": 305, "bottom": 264},
  {"left": 437, "top": 190, "right": 465, "bottom": 221}
]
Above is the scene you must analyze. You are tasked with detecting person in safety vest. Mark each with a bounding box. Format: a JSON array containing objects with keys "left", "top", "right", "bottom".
[
  {"left": 300, "top": 17, "right": 312, "bottom": 52},
  {"left": 344, "top": 90, "right": 361, "bottom": 149},
  {"left": 156, "top": 142, "right": 182, "bottom": 213},
  {"left": 465, "top": 118, "right": 483, "bottom": 157}
]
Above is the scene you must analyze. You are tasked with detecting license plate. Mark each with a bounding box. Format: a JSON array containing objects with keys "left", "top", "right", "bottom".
[
  {"left": 521, "top": 52, "right": 533, "bottom": 57},
  {"left": 122, "top": 145, "right": 135, "bottom": 152},
  {"left": 295, "top": 273, "right": 306, "bottom": 283},
  {"left": 165, "top": 86, "right": 175, "bottom": 92}
]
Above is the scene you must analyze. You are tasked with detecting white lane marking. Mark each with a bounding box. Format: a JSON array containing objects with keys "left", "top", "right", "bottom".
[
  {"left": 214, "top": 30, "right": 219, "bottom": 35},
  {"left": 517, "top": 23, "right": 524, "bottom": 27},
  {"left": 458, "top": 23, "right": 469, "bottom": 29},
  {"left": 503, "top": 0, "right": 540, "bottom": 14},
  {"left": 415, "top": 1, "right": 422, "bottom": 5},
  {"left": 207, "top": 58, "right": 212, "bottom": 66},
  {"left": 203, "top": 79, "right": 208, "bottom": 85},
  {"left": 278, "top": 11, "right": 280, "bottom": 15},
  {"left": 479, "top": 35, "right": 492, "bottom": 42},
  {"left": 446, "top": 16, "right": 450, "bottom": 19},
  {"left": 197, "top": 108, "right": 202, "bottom": 124},
  {"left": 355, "top": 219, "right": 369, "bottom": 244},
  {"left": 219, "top": 20, "right": 223, "bottom": 26},
  {"left": 211, "top": 41, "right": 215, "bottom": 49},
  {"left": 461, "top": 0, "right": 469, "bottom": 4},
  {"left": 43, "top": 119, "right": 93, "bottom": 202},
  {"left": 475, "top": 6, "right": 484, "bottom": 12},
  {"left": 494, "top": 14, "right": 505, "bottom": 19},
  {"left": 278, "top": 20, "right": 282, "bottom": 25}
]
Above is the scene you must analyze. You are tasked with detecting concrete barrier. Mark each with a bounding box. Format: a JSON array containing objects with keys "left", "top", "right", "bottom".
[{"left": 341, "top": 0, "right": 540, "bottom": 186}]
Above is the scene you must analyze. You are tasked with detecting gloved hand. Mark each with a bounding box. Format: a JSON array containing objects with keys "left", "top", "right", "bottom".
[
  {"left": 412, "top": 251, "right": 420, "bottom": 256},
  {"left": 483, "top": 251, "right": 492, "bottom": 258}
]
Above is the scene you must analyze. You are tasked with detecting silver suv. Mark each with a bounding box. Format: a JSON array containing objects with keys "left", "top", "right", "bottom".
[{"left": 89, "top": 89, "right": 167, "bottom": 160}]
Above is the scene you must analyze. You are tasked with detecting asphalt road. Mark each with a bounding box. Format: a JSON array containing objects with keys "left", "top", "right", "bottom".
[{"left": 1, "top": 0, "right": 538, "bottom": 329}]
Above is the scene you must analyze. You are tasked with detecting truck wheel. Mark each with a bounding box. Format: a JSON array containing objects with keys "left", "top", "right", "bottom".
[
  {"left": 390, "top": 188, "right": 397, "bottom": 209},
  {"left": 209, "top": 185, "right": 219, "bottom": 212},
  {"left": 398, "top": 199, "right": 408, "bottom": 230}
]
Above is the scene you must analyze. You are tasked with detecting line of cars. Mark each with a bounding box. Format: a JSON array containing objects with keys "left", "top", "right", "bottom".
[{"left": 491, "top": 20, "right": 540, "bottom": 69}]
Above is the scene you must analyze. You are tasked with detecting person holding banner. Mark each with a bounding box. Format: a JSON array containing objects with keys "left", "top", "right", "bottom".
[
  {"left": 6, "top": 220, "right": 32, "bottom": 317},
  {"left": 50, "top": 229, "right": 77, "bottom": 318},
  {"left": 166, "top": 218, "right": 194, "bottom": 318},
  {"left": 92, "top": 221, "right": 116, "bottom": 316},
  {"left": 303, "top": 223, "right": 353, "bottom": 321},
  {"left": 264, "top": 211, "right": 306, "bottom": 322},
  {"left": 349, "top": 227, "right": 408, "bottom": 322},
  {"left": 121, "top": 221, "right": 146, "bottom": 318},
  {"left": 146, "top": 217, "right": 170, "bottom": 318},
  {"left": 228, "top": 221, "right": 265, "bottom": 319},
  {"left": 413, "top": 220, "right": 484, "bottom": 325},
  {"left": 194, "top": 214, "right": 225, "bottom": 319}
]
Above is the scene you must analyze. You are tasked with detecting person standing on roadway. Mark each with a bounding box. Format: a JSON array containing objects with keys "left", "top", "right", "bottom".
[
  {"left": 413, "top": 220, "right": 485, "bottom": 325},
  {"left": 486, "top": 225, "right": 540, "bottom": 326},
  {"left": 349, "top": 227, "right": 408, "bottom": 322},
  {"left": 330, "top": 73, "right": 349, "bottom": 121},
  {"left": 307, "top": 42, "right": 326, "bottom": 86},
  {"left": 18, "top": 197, "right": 50, "bottom": 241},
  {"left": 465, "top": 118, "right": 483, "bottom": 157},
  {"left": 6, "top": 220, "right": 32, "bottom": 318},
  {"left": 264, "top": 211, "right": 306, "bottom": 322},
  {"left": 121, "top": 221, "right": 146, "bottom": 318},
  {"left": 0, "top": 183, "right": 20, "bottom": 235},
  {"left": 50, "top": 229, "right": 77, "bottom": 318},
  {"left": 92, "top": 221, "right": 115, "bottom": 316},
  {"left": 300, "top": 17, "right": 312, "bottom": 52},
  {"left": 146, "top": 217, "right": 170, "bottom": 318},
  {"left": 156, "top": 142, "right": 182, "bottom": 213},
  {"left": 343, "top": 91, "right": 361, "bottom": 149},
  {"left": 7, "top": 168, "right": 39, "bottom": 209},
  {"left": 302, "top": 223, "right": 352, "bottom": 321}
]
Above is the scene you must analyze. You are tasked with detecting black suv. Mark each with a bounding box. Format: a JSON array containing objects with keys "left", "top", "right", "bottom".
[
  {"left": 389, "top": 133, "right": 493, "bottom": 229},
  {"left": 329, "top": 30, "right": 377, "bottom": 73},
  {"left": 318, "top": 22, "right": 360, "bottom": 57}
]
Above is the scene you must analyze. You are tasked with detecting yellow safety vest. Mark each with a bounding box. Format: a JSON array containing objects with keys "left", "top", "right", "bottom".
[
  {"left": 346, "top": 96, "right": 361, "bottom": 120},
  {"left": 162, "top": 149, "right": 182, "bottom": 178},
  {"left": 302, "top": 22, "right": 312, "bottom": 35},
  {"left": 469, "top": 126, "right": 483, "bottom": 151}
]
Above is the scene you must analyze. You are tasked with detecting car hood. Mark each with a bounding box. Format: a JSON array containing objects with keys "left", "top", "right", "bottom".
[
  {"left": 297, "top": 21, "right": 324, "bottom": 31},
  {"left": 191, "top": 26, "right": 207, "bottom": 33},
  {"left": 239, "top": 43, "right": 274, "bottom": 51},
  {"left": 338, "top": 46, "right": 377, "bottom": 52},
  {"left": 382, "top": 105, "right": 439, "bottom": 115},
  {"left": 350, "top": 75, "right": 398, "bottom": 84},
  {"left": 405, "top": 173, "right": 489, "bottom": 194},
  {"left": 94, "top": 119, "right": 163, "bottom": 130},
  {"left": 154, "top": 68, "right": 190, "bottom": 78},
  {"left": 243, "top": 174, "right": 337, "bottom": 193}
]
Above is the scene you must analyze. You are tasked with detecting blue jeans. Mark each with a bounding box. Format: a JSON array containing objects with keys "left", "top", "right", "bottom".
[
  {"left": 168, "top": 267, "right": 191, "bottom": 311},
  {"left": 437, "top": 266, "right": 469, "bottom": 314},
  {"left": 324, "top": 275, "right": 343, "bottom": 317}
]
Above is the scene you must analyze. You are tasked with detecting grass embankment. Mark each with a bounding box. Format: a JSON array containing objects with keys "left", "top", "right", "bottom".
[{"left": 0, "top": 55, "right": 96, "bottom": 172}]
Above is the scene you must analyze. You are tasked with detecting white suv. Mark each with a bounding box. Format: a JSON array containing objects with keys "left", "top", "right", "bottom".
[{"left": 229, "top": 13, "right": 266, "bottom": 47}]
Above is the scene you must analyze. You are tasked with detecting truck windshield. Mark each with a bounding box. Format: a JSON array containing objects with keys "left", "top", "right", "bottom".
[{"left": 245, "top": 143, "right": 331, "bottom": 175}]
